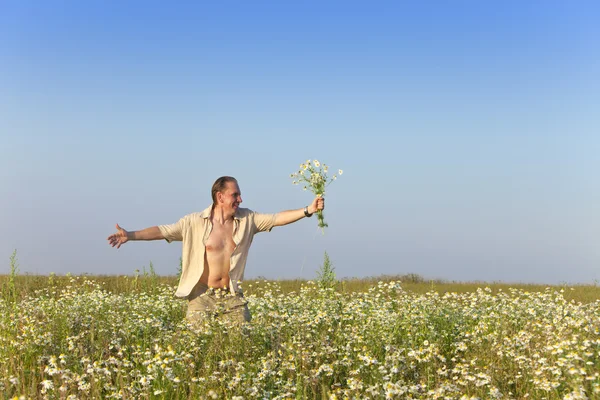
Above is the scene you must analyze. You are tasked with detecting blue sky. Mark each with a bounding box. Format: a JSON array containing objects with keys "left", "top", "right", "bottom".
[{"left": 1, "top": 1, "right": 598, "bottom": 284}]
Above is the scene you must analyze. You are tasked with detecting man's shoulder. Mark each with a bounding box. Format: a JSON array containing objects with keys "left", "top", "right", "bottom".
[
  {"left": 178, "top": 211, "right": 209, "bottom": 224},
  {"left": 235, "top": 208, "right": 254, "bottom": 219},
  {"left": 187, "top": 212, "right": 207, "bottom": 219},
  {"left": 191, "top": 206, "right": 213, "bottom": 219}
]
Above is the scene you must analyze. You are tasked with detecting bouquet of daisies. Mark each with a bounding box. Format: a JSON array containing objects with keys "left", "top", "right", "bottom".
[{"left": 291, "top": 159, "right": 342, "bottom": 233}]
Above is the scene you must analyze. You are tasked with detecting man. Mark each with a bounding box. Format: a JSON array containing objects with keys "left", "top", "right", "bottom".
[{"left": 107, "top": 176, "right": 324, "bottom": 326}]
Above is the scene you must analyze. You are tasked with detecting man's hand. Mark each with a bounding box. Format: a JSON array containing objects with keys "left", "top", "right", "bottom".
[
  {"left": 308, "top": 196, "right": 325, "bottom": 215},
  {"left": 107, "top": 224, "right": 129, "bottom": 249},
  {"left": 272, "top": 197, "right": 326, "bottom": 227}
]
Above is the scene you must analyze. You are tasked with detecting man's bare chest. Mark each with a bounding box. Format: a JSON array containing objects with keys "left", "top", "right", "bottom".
[{"left": 205, "top": 224, "right": 236, "bottom": 254}]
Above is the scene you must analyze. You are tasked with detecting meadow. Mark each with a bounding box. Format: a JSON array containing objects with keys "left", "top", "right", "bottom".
[{"left": 1, "top": 271, "right": 599, "bottom": 399}]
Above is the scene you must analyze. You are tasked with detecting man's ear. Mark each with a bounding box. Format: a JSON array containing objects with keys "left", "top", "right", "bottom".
[{"left": 216, "top": 191, "right": 223, "bottom": 203}]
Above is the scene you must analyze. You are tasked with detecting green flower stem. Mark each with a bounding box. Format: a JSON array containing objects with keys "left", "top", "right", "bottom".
[{"left": 317, "top": 210, "right": 328, "bottom": 234}]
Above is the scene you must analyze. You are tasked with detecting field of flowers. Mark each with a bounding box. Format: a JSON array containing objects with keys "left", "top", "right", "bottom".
[{"left": 1, "top": 276, "right": 599, "bottom": 399}]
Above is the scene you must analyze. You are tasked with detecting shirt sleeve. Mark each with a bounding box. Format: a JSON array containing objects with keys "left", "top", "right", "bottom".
[
  {"left": 158, "top": 217, "right": 186, "bottom": 243},
  {"left": 253, "top": 211, "right": 277, "bottom": 233}
]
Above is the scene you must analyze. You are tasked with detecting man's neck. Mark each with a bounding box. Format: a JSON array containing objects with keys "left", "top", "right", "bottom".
[{"left": 211, "top": 205, "right": 235, "bottom": 225}]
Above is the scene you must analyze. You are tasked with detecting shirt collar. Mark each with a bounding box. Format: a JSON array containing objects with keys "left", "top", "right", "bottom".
[{"left": 200, "top": 205, "right": 242, "bottom": 220}]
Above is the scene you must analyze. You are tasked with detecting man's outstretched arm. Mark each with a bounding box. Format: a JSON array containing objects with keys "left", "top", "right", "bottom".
[
  {"left": 107, "top": 224, "right": 164, "bottom": 248},
  {"left": 273, "top": 196, "right": 325, "bottom": 227}
]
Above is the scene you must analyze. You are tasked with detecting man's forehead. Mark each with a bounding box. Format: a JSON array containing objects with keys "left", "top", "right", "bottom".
[{"left": 224, "top": 181, "right": 241, "bottom": 192}]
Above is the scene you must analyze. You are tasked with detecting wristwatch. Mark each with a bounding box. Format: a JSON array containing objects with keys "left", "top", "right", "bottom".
[{"left": 304, "top": 206, "right": 313, "bottom": 217}]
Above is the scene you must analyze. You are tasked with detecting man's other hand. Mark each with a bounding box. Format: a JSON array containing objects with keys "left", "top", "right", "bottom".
[{"left": 107, "top": 224, "right": 129, "bottom": 248}]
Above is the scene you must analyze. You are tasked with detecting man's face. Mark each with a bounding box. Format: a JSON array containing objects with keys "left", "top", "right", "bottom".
[{"left": 219, "top": 181, "right": 243, "bottom": 212}]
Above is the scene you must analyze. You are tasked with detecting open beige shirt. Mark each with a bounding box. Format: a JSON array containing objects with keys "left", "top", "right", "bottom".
[{"left": 158, "top": 206, "right": 277, "bottom": 298}]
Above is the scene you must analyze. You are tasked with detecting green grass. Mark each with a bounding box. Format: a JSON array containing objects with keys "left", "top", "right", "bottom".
[
  {"left": 2, "top": 273, "right": 599, "bottom": 303},
  {"left": 1, "top": 273, "right": 599, "bottom": 398}
]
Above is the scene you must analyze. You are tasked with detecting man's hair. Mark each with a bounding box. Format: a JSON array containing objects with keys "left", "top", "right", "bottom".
[{"left": 211, "top": 176, "right": 238, "bottom": 205}]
